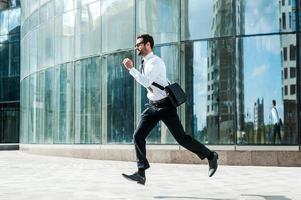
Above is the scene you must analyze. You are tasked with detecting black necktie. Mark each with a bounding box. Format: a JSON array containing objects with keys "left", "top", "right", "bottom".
[{"left": 141, "top": 59, "right": 145, "bottom": 74}]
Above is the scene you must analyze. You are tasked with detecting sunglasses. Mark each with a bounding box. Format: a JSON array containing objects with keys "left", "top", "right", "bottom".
[{"left": 135, "top": 41, "right": 144, "bottom": 48}]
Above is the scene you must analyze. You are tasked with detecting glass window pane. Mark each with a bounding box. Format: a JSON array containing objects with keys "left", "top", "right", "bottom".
[
  {"left": 0, "top": 43, "right": 9, "bottom": 77},
  {"left": 38, "top": 20, "right": 54, "bottom": 69},
  {"left": 20, "top": 77, "right": 29, "bottom": 143},
  {"left": 137, "top": 0, "right": 179, "bottom": 44},
  {"left": 44, "top": 67, "right": 57, "bottom": 144},
  {"left": 240, "top": 35, "right": 298, "bottom": 145},
  {"left": 0, "top": 11, "right": 8, "bottom": 35},
  {"left": 74, "top": 57, "right": 101, "bottom": 144},
  {"left": 75, "top": 1, "right": 100, "bottom": 58},
  {"left": 243, "top": 0, "right": 294, "bottom": 35},
  {"left": 101, "top": 0, "right": 134, "bottom": 53},
  {"left": 29, "top": 29, "right": 38, "bottom": 74},
  {"left": 55, "top": 63, "right": 74, "bottom": 144},
  {"left": 54, "top": 10, "right": 75, "bottom": 65},
  {"left": 103, "top": 51, "right": 134, "bottom": 143},
  {"left": 183, "top": 39, "right": 235, "bottom": 145},
  {"left": 181, "top": 0, "right": 214, "bottom": 40},
  {"left": 8, "top": 8, "right": 20, "bottom": 33},
  {"left": 9, "top": 42, "right": 20, "bottom": 77}
]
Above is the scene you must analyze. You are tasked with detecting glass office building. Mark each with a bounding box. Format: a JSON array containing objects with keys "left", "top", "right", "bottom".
[
  {"left": 0, "top": 1, "right": 20, "bottom": 144},
  {"left": 19, "top": 0, "right": 301, "bottom": 148}
]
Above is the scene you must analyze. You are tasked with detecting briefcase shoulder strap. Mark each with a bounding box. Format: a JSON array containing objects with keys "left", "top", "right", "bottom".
[{"left": 152, "top": 82, "right": 165, "bottom": 90}]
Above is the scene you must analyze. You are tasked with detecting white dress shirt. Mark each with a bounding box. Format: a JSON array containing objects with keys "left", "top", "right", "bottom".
[
  {"left": 271, "top": 107, "right": 280, "bottom": 124},
  {"left": 129, "top": 52, "right": 169, "bottom": 101}
]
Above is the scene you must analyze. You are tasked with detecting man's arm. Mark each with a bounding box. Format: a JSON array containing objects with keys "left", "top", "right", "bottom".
[{"left": 122, "top": 58, "right": 161, "bottom": 88}]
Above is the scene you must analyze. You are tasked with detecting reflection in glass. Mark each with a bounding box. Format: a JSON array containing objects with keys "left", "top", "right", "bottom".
[
  {"left": 54, "top": 10, "right": 75, "bottom": 65},
  {"left": 44, "top": 68, "right": 56, "bottom": 144},
  {"left": 240, "top": 35, "right": 297, "bottom": 145},
  {"left": 54, "top": 63, "right": 74, "bottom": 144},
  {"left": 75, "top": 1, "right": 100, "bottom": 58},
  {"left": 183, "top": 39, "right": 236, "bottom": 145},
  {"left": 181, "top": 0, "right": 213, "bottom": 40},
  {"left": 74, "top": 57, "right": 101, "bottom": 144},
  {"left": 136, "top": 0, "right": 179, "bottom": 44},
  {"left": 104, "top": 51, "right": 134, "bottom": 143},
  {"left": 0, "top": 11, "right": 8, "bottom": 35},
  {"left": 101, "top": 0, "right": 134, "bottom": 53}
]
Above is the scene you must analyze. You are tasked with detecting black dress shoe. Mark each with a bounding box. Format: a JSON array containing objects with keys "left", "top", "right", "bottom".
[
  {"left": 122, "top": 172, "right": 146, "bottom": 185},
  {"left": 208, "top": 152, "right": 218, "bottom": 177}
]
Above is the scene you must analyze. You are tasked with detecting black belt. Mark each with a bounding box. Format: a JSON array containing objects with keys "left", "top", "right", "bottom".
[{"left": 149, "top": 97, "right": 171, "bottom": 108}]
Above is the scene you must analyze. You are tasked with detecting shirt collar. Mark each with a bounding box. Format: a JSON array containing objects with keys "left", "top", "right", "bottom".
[{"left": 143, "top": 52, "right": 154, "bottom": 61}]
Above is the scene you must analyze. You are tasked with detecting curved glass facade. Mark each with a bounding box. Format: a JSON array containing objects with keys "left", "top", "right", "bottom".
[{"left": 20, "top": 0, "right": 301, "bottom": 145}]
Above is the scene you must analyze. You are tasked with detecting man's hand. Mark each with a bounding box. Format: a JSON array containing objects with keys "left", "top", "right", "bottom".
[{"left": 122, "top": 58, "right": 133, "bottom": 70}]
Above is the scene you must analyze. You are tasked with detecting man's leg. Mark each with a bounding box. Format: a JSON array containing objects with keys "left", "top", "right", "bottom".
[
  {"left": 134, "top": 107, "right": 159, "bottom": 170},
  {"left": 160, "top": 108, "right": 211, "bottom": 158},
  {"left": 160, "top": 107, "right": 218, "bottom": 177},
  {"left": 277, "top": 124, "right": 281, "bottom": 143},
  {"left": 122, "top": 107, "right": 159, "bottom": 184},
  {"left": 273, "top": 124, "right": 277, "bottom": 144}
]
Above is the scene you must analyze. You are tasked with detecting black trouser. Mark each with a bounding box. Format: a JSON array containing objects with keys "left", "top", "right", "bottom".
[
  {"left": 133, "top": 98, "right": 211, "bottom": 170},
  {"left": 273, "top": 123, "right": 281, "bottom": 144}
]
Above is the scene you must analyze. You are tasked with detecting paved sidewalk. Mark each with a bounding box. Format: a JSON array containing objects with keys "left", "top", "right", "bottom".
[{"left": 0, "top": 151, "right": 300, "bottom": 200}]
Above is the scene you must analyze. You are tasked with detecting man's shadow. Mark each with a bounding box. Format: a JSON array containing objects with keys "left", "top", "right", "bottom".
[
  {"left": 241, "top": 194, "right": 292, "bottom": 200},
  {"left": 154, "top": 197, "right": 234, "bottom": 200},
  {"left": 154, "top": 194, "right": 292, "bottom": 200}
]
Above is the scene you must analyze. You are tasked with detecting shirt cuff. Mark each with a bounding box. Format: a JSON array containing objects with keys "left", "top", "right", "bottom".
[{"left": 129, "top": 68, "right": 140, "bottom": 77}]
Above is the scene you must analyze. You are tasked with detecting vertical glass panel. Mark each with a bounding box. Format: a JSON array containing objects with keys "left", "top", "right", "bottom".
[
  {"left": 183, "top": 39, "right": 235, "bottom": 145},
  {"left": 0, "top": 11, "right": 8, "bottom": 35},
  {"left": 21, "top": 35, "right": 29, "bottom": 79},
  {"left": 0, "top": 42, "right": 9, "bottom": 77},
  {"left": 35, "top": 71, "right": 45, "bottom": 143},
  {"left": 74, "top": 57, "right": 101, "bottom": 144},
  {"left": 242, "top": 0, "right": 293, "bottom": 35},
  {"left": 54, "top": 10, "right": 75, "bottom": 65},
  {"left": 38, "top": 20, "right": 54, "bottom": 69},
  {"left": 40, "top": 1, "right": 54, "bottom": 24},
  {"left": 55, "top": 63, "right": 74, "bottom": 143},
  {"left": 240, "top": 35, "right": 297, "bottom": 145},
  {"left": 136, "top": 0, "right": 179, "bottom": 44},
  {"left": 75, "top": 1, "right": 100, "bottom": 58},
  {"left": 44, "top": 67, "right": 57, "bottom": 144},
  {"left": 55, "top": 0, "right": 74, "bottom": 16},
  {"left": 0, "top": 106, "right": 19, "bottom": 143},
  {"left": 20, "top": 77, "right": 29, "bottom": 143},
  {"left": 181, "top": 0, "right": 214, "bottom": 40},
  {"left": 9, "top": 42, "right": 20, "bottom": 77},
  {"left": 8, "top": 8, "right": 20, "bottom": 33},
  {"left": 29, "top": 0, "right": 39, "bottom": 14},
  {"left": 101, "top": 0, "right": 134, "bottom": 53},
  {"left": 29, "top": 29, "right": 38, "bottom": 74},
  {"left": 103, "top": 51, "right": 134, "bottom": 143},
  {"left": 28, "top": 74, "right": 36, "bottom": 143},
  {"left": 28, "top": 10, "right": 39, "bottom": 30}
]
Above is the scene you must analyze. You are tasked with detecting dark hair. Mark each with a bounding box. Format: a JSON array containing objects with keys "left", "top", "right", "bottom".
[
  {"left": 272, "top": 99, "right": 276, "bottom": 106},
  {"left": 137, "top": 34, "right": 154, "bottom": 49}
]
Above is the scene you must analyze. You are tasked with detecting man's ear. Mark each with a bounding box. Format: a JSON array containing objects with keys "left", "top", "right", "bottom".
[{"left": 145, "top": 42, "right": 151, "bottom": 48}]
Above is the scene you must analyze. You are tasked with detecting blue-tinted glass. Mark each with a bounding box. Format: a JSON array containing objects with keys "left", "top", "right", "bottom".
[
  {"left": 241, "top": 35, "right": 298, "bottom": 145},
  {"left": 8, "top": 8, "right": 20, "bottom": 33},
  {"left": 105, "top": 51, "right": 134, "bottom": 143}
]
